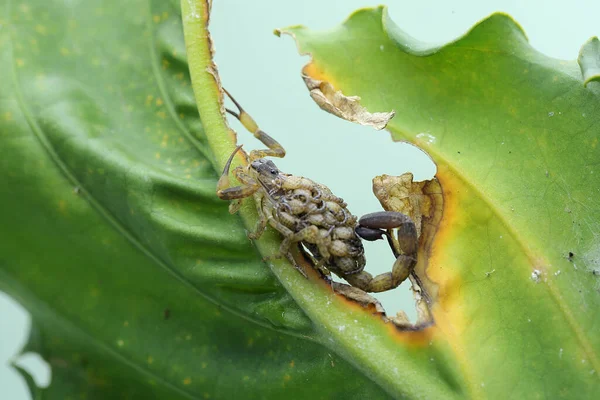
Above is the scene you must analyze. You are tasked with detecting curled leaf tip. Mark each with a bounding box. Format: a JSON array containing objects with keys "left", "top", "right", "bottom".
[
  {"left": 302, "top": 68, "right": 395, "bottom": 130},
  {"left": 578, "top": 37, "right": 600, "bottom": 87}
]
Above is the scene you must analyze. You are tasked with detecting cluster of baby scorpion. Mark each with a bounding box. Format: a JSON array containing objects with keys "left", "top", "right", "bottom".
[
  {"left": 216, "top": 88, "right": 420, "bottom": 310},
  {"left": 271, "top": 171, "right": 366, "bottom": 280}
]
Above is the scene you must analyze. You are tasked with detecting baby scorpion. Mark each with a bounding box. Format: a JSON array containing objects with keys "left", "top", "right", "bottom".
[{"left": 216, "top": 89, "right": 418, "bottom": 296}]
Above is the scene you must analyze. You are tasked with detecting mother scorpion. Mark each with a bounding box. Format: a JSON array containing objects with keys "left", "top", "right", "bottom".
[{"left": 216, "top": 89, "right": 418, "bottom": 299}]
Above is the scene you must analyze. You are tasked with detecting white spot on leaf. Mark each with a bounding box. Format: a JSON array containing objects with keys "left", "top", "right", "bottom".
[{"left": 416, "top": 132, "right": 437, "bottom": 144}]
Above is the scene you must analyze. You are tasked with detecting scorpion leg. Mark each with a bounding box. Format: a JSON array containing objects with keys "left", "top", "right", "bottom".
[
  {"left": 312, "top": 258, "right": 333, "bottom": 282},
  {"left": 351, "top": 211, "right": 418, "bottom": 292},
  {"left": 216, "top": 145, "right": 260, "bottom": 202},
  {"left": 276, "top": 225, "right": 324, "bottom": 259},
  {"left": 223, "top": 88, "right": 286, "bottom": 161},
  {"left": 246, "top": 190, "right": 269, "bottom": 240},
  {"left": 331, "top": 281, "right": 386, "bottom": 312},
  {"left": 266, "top": 222, "right": 332, "bottom": 278},
  {"left": 253, "top": 216, "right": 307, "bottom": 277},
  {"left": 216, "top": 145, "right": 262, "bottom": 214},
  {"left": 298, "top": 245, "right": 332, "bottom": 283}
]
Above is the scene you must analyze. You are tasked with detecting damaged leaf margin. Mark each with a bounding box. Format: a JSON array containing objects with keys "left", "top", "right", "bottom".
[
  {"left": 275, "top": 29, "right": 395, "bottom": 130},
  {"left": 276, "top": 15, "right": 440, "bottom": 325},
  {"left": 182, "top": 0, "right": 426, "bottom": 338},
  {"left": 302, "top": 70, "right": 395, "bottom": 130},
  {"left": 182, "top": 2, "right": 463, "bottom": 400},
  {"left": 276, "top": 4, "right": 600, "bottom": 398}
]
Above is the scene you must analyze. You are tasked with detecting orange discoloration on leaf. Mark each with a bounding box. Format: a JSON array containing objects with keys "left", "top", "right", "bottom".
[
  {"left": 303, "top": 62, "right": 335, "bottom": 86},
  {"left": 386, "top": 323, "right": 435, "bottom": 347},
  {"left": 424, "top": 164, "right": 486, "bottom": 399},
  {"left": 201, "top": 0, "right": 210, "bottom": 24},
  {"left": 328, "top": 278, "right": 436, "bottom": 346},
  {"left": 427, "top": 164, "right": 465, "bottom": 331}
]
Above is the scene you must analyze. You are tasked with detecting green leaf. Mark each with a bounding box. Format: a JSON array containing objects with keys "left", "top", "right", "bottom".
[
  {"left": 280, "top": 6, "right": 600, "bottom": 399},
  {"left": 5, "top": 0, "right": 599, "bottom": 398},
  {"left": 0, "top": 1, "right": 409, "bottom": 398}
]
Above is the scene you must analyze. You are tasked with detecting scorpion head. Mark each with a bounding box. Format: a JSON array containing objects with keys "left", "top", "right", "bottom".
[{"left": 251, "top": 158, "right": 284, "bottom": 193}]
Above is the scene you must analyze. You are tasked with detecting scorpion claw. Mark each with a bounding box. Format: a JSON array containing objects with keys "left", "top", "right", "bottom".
[
  {"left": 216, "top": 145, "right": 244, "bottom": 199},
  {"left": 355, "top": 225, "right": 386, "bottom": 241},
  {"left": 358, "top": 211, "right": 413, "bottom": 230}
]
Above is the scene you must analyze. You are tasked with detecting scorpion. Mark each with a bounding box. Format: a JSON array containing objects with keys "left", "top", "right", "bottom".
[{"left": 216, "top": 89, "right": 418, "bottom": 297}]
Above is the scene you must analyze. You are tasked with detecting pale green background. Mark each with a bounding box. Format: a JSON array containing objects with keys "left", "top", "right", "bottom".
[{"left": 1, "top": 0, "right": 598, "bottom": 397}]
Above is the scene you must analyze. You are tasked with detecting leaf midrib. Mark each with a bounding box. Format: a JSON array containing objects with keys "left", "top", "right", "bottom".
[{"left": 5, "top": 0, "right": 313, "bottom": 342}]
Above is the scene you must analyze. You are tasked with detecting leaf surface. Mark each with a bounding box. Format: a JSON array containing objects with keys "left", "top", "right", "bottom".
[
  {"left": 280, "top": 6, "right": 600, "bottom": 398},
  {"left": 0, "top": 1, "right": 403, "bottom": 398},
  {"left": 5, "top": 1, "right": 599, "bottom": 398}
]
